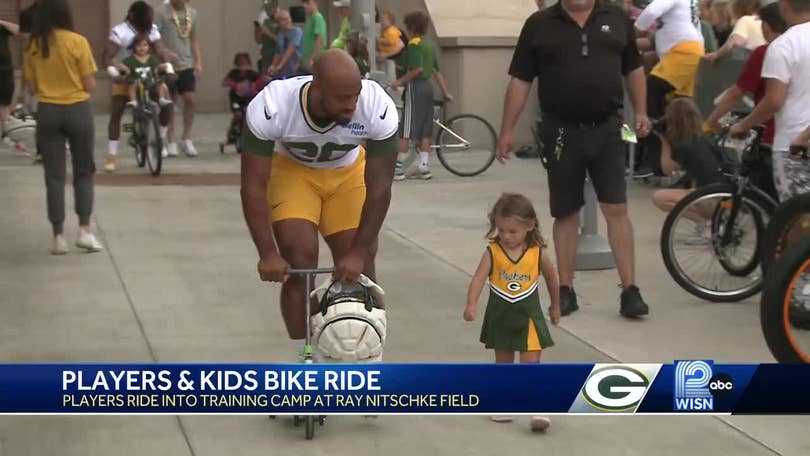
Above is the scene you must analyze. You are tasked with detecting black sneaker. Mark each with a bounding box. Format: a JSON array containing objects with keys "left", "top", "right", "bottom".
[
  {"left": 620, "top": 285, "right": 649, "bottom": 318},
  {"left": 560, "top": 286, "right": 579, "bottom": 316}
]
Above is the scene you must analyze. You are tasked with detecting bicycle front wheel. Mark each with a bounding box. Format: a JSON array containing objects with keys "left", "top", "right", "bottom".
[
  {"left": 435, "top": 114, "right": 496, "bottom": 177},
  {"left": 761, "top": 236, "right": 810, "bottom": 363},
  {"left": 660, "top": 183, "right": 768, "bottom": 302},
  {"left": 145, "top": 110, "right": 163, "bottom": 177}
]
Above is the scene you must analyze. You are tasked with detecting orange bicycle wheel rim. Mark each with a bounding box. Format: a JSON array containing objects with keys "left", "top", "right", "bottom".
[{"left": 783, "top": 257, "right": 810, "bottom": 363}]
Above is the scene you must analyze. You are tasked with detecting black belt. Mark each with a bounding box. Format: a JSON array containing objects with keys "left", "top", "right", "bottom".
[{"left": 542, "top": 112, "right": 620, "bottom": 129}]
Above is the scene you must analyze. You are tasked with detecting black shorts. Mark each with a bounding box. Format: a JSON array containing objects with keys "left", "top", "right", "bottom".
[
  {"left": 539, "top": 115, "right": 627, "bottom": 218},
  {"left": 169, "top": 68, "right": 196, "bottom": 96},
  {"left": 0, "top": 66, "right": 14, "bottom": 106}
]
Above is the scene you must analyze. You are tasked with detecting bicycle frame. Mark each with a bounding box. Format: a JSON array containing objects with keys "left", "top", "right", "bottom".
[{"left": 430, "top": 119, "right": 471, "bottom": 150}]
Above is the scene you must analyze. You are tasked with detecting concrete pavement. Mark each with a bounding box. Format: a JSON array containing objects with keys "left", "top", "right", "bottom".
[{"left": 0, "top": 113, "right": 807, "bottom": 455}]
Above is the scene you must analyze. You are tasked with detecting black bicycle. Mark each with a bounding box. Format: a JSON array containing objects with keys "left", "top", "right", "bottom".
[
  {"left": 123, "top": 78, "right": 163, "bottom": 177},
  {"left": 660, "top": 124, "right": 779, "bottom": 302}
]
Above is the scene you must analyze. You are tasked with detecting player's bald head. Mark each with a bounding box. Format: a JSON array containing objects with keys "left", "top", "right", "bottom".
[
  {"left": 312, "top": 49, "right": 362, "bottom": 90},
  {"left": 309, "top": 49, "right": 363, "bottom": 125}
]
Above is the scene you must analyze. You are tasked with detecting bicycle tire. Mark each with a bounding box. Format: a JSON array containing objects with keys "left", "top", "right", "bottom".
[
  {"left": 305, "top": 415, "right": 315, "bottom": 440},
  {"left": 660, "top": 183, "right": 772, "bottom": 302},
  {"left": 761, "top": 236, "right": 810, "bottom": 363},
  {"left": 710, "top": 197, "right": 766, "bottom": 277},
  {"left": 435, "top": 114, "right": 497, "bottom": 177},
  {"left": 145, "top": 110, "right": 163, "bottom": 177},
  {"left": 133, "top": 117, "right": 147, "bottom": 168},
  {"left": 761, "top": 193, "right": 810, "bottom": 274}
]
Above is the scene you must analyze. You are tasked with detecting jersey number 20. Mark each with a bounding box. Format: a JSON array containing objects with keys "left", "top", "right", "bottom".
[{"left": 283, "top": 141, "right": 357, "bottom": 163}]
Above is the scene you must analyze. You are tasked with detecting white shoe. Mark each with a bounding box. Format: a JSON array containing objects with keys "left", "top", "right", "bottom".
[
  {"left": 182, "top": 139, "right": 198, "bottom": 157},
  {"left": 158, "top": 98, "right": 173, "bottom": 107},
  {"left": 161, "top": 145, "right": 169, "bottom": 158},
  {"left": 51, "top": 235, "right": 69, "bottom": 255},
  {"left": 530, "top": 416, "right": 551, "bottom": 432},
  {"left": 75, "top": 230, "right": 103, "bottom": 252},
  {"left": 167, "top": 143, "right": 179, "bottom": 157},
  {"left": 490, "top": 416, "right": 513, "bottom": 423}
]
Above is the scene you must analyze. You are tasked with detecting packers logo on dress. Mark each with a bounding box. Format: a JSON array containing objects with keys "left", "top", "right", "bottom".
[{"left": 506, "top": 281, "right": 522, "bottom": 292}]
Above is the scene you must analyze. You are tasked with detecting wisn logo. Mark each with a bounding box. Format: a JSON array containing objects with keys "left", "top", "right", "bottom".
[
  {"left": 344, "top": 122, "right": 367, "bottom": 137},
  {"left": 674, "top": 360, "right": 734, "bottom": 412}
]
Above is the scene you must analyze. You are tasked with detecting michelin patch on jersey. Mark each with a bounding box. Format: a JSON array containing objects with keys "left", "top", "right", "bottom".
[
  {"left": 110, "top": 22, "right": 162, "bottom": 64},
  {"left": 245, "top": 75, "right": 399, "bottom": 169}
]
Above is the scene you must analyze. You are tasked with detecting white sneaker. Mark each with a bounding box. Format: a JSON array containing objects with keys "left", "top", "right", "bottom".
[
  {"left": 75, "top": 230, "right": 103, "bottom": 252},
  {"left": 51, "top": 235, "right": 69, "bottom": 255},
  {"left": 161, "top": 145, "right": 169, "bottom": 158},
  {"left": 182, "top": 139, "right": 198, "bottom": 157},
  {"left": 530, "top": 416, "right": 552, "bottom": 432},
  {"left": 490, "top": 416, "right": 513, "bottom": 423},
  {"left": 167, "top": 142, "right": 179, "bottom": 157}
]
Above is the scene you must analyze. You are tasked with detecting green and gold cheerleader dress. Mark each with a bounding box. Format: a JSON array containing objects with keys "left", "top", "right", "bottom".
[{"left": 480, "top": 243, "right": 554, "bottom": 352}]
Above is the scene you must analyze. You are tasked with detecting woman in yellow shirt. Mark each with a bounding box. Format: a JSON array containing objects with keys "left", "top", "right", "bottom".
[{"left": 24, "top": 0, "right": 103, "bottom": 254}]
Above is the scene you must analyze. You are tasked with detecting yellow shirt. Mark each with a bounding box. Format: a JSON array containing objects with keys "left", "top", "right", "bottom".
[
  {"left": 379, "top": 26, "right": 402, "bottom": 55},
  {"left": 731, "top": 15, "right": 766, "bottom": 50},
  {"left": 24, "top": 29, "right": 97, "bottom": 105}
]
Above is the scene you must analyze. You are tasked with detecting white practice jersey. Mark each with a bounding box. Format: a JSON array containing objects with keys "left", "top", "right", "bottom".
[
  {"left": 245, "top": 76, "right": 399, "bottom": 169},
  {"left": 109, "top": 22, "right": 162, "bottom": 64}
]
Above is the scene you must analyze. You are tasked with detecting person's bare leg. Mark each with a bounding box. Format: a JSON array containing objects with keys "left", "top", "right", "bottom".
[
  {"left": 601, "top": 202, "right": 635, "bottom": 288},
  {"left": 553, "top": 212, "right": 580, "bottom": 287},
  {"left": 167, "top": 92, "right": 180, "bottom": 145},
  {"left": 273, "top": 219, "right": 320, "bottom": 339},
  {"left": 325, "top": 230, "right": 382, "bottom": 307}
]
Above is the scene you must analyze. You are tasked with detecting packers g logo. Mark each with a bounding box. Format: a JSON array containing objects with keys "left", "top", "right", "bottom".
[
  {"left": 506, "top": 281, "right": 522, "bottom": 292},
  {"left": 581, "top": 366, "right": 651, "bottom": 411}
]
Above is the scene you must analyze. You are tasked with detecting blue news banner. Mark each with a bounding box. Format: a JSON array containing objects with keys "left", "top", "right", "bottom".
[{"left": 0, "top": 362, "right": 808, "bottom": 414}]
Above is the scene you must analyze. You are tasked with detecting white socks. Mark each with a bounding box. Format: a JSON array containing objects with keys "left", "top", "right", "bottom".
[
  {"left": 419, "top": 151, "right": 429, "bottom": 170},
  {"left": 160, "top": 126, "right": 168, "bottom": 140},
  {"left": 108, "top": 140, "right": 118, "bottom": 156}
]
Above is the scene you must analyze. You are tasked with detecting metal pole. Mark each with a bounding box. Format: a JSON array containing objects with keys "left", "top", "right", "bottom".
[
  {"left": 351, "top": 0, "right": 377, "bottom": 72},
  {"left": 574, "top": 177, "right": 616, "bottom": 270}
]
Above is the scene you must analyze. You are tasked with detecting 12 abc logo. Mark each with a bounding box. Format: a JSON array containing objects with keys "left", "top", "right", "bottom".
[{"left": 674, "top": 361, "right": 734, "bottom": 411}]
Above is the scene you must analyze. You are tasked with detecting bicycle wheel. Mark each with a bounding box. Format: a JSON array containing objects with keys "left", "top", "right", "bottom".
[
  {"left": 131, "top": 115, "right": 146, "bottom": 168},
  {"left": 435, "top": 114, "right": 497, "bottom": 177},
  {"left": 660, "top": 183, "right": 770, "bottom": 302},
  {"left": 761, "top": 193, "right": 810, "bottom": 274},
  {"left": 761, "top": 236, "right": 810, "bottom": 363},
  {"left": 144, "top": 110, "right": 163, "bottom": 177},
  {"left": 710, "top": 196, "right": 765, "bottom": 277}
]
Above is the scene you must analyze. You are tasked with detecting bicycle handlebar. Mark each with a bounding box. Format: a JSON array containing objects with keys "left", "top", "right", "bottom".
[{"left": 286, "top": 268, "right": 335, "bottom": 275}]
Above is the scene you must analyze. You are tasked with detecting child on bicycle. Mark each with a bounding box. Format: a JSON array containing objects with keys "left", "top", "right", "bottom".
[
  {"left": 118, "top": 34, "right": 173, "bottom": 109},
  {"left": 222, "top": 53, "right": 265, "bottom": 149},
  {"left": 464, "top": 193, "right": 560, "bottom": 432}
]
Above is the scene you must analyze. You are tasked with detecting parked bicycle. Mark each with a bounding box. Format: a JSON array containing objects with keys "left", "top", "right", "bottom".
[
  {"left": 398, "top": 98, "right": 497, "bottom": 177},
  {"left": 660, "top": 121, "right": 779, "bottom": 302}
]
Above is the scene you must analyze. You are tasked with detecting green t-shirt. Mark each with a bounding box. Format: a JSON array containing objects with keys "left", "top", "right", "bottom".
[
  {"left": 123, "top": 54, "right": 162, "bottom": 86},
  {"left": 302, "top": 12, "right": 327, "bottom": 68},
  {"left": 403, "top": 37, "right": 438, "bottom": 80},
  {"left": 331, "top": 17, "right": 351, "bottom": 50},
  {"left": 261, "top": 18, "right": 279, "bottom": 63}
]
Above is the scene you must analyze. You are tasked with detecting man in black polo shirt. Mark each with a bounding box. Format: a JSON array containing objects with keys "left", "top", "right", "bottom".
[{"left": 498, "top": 0, "right": 651, "bottom": 319}]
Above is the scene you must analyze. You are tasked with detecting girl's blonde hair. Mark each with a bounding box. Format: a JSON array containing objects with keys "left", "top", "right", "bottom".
[
  {"left": 486, "top": 193, "right": 543, "bottom": 247},
  {"left": 665, "top": 98, "right": 704, "bottom": 143},
  {"left": 712, "top": 0, "right": 734, "bottom": 29},
  {"left": 732, "top": 0, "right": 760, "bottom": 19}
]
